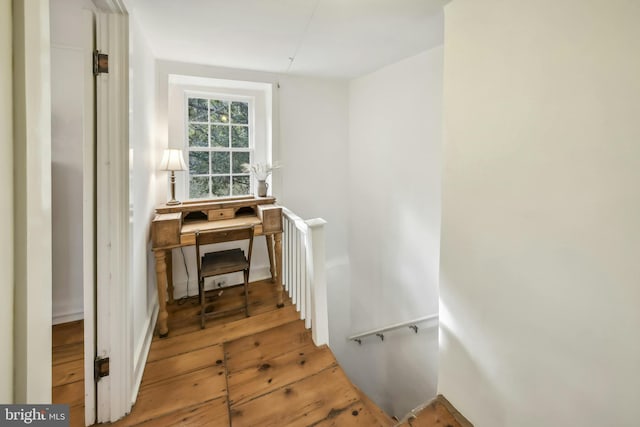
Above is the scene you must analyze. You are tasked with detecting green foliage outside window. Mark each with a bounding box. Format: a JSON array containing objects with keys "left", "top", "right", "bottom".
[{"left": 187, "top": 96, "right": 251, "bottom": 199}]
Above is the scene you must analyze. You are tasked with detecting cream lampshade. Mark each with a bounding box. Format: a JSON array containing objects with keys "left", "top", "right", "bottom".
[{"left": 159, "top": 149, "right": 187, "bottom": 205}]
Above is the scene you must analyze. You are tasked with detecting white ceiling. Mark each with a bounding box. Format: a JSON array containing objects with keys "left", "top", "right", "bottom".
[{"left": 125, "top": 0, "right": 447, "bottom": 79}]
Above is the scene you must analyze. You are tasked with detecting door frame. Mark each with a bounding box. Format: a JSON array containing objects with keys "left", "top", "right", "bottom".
[{"left": 81, "top": 8, "right": 97, "bottom": 426}]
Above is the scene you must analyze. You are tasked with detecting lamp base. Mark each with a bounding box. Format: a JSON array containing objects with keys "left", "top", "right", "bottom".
[{"left": 166, "top": 171, "right": 181, "bottom": 205}]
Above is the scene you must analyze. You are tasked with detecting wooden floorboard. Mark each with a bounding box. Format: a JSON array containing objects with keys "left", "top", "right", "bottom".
[
  {"left": 52, "top": 319, "right": 85, "bottom": 427},
  {"left": 53, "top": 342, "right": 84, "bottom": 366},
  {"left": 227, "top": 343, "right": 336, "bottom": 406},
  {"left": 52, "top": 357, "right": 84, "bottom": 388},
  {"left": 141, "top": 344, "right": 223, "bottom": 386},
  {"left": 224, "top": 320, "right": 312, "bottom": 372},
  {"left": 52, "top": 320, "right": 84, "bottom": 347},
  {"left": 52, "top": 380, "right": 84, "bottom": 408},
  {"left": 113, "top": 366, "right": 227, "bottom": 426},
  {"left": 128, "top": 397, "right": 229, "bottom": 427},
  {"left": 397, "top": 396, "right": 472, "bottom": 427},
  {"left": 310, "top": 400, "right": 386, "bottom": 427},
  {"left": 228, "top": 365, "right": 380, "bottom": 427},
  {"left": 147, "top": 304, "right": 300, "bottom": 363},
  {"left": 52, "top": 279, "right": 468, "bottom": 427},
  {"left": 353, "top": 384, "right": 395, "bottom": 427}
]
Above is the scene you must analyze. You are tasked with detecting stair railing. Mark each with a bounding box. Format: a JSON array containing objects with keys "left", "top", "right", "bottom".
[
  {"left": 348, "top": 314, "right": 439, "bottom": 345},
  {"left": 282, "top": 207, "right": 328, "bottom": 346}
]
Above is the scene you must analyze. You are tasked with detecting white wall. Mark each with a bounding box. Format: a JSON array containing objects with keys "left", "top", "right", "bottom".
[
  {"left": 276, "top": 74, "right": 351, "bottom": 373},
  {"left": 12, "top": 0, "right": 52, "bottom": 403},
  {"left": 50, "top": 0, "right": 95, "bottom": 324},
  {"left": 128, "top": 12, "right": 159, "bottom": 393},
  {"left": 278, "top": 76, "right": 349, "bottom": 261},
  {"left": 0, "top": 0, "right": 14, "bottom": 404},
  {"left": 440, "top": 1, "right": 640, "bottom": 426},
  {"left": 346, "top": 47, "right": 443, "bottom": 417}
]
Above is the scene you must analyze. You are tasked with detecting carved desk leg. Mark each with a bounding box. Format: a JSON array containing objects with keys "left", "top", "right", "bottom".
[
  {"left": 274, "top": 232, "right": 284, "bottom": 308},
  {"left": 154, "top": 250, "right": 169, "bottom": 338},
  {"left": 166, "top": 249, "right": 174, "bottom": 304},
  {"left": 266, "top": 234, "right": 276, "bottom": 283}
]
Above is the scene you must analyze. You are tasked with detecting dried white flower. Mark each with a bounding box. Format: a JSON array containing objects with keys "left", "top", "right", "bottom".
[{"left": 242, "top": 162, "right": 280, "bottom": 181}]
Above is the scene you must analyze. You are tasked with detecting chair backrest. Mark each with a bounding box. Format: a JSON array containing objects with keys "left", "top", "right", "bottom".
[{"left": 195, "top": 225, "right": 255, "bottom": 276}]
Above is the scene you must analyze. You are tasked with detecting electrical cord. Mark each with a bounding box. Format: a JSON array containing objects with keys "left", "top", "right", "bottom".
[{"left": 177, "top": 247, "right": 194, "bottom": 305}]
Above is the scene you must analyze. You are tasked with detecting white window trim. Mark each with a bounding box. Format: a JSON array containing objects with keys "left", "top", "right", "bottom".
[
  {"left": 184, "top": 91, "right": 255, "bottom": 199},
  {"left": 167, "top": 78, "right": 271, "bottom": 203}
]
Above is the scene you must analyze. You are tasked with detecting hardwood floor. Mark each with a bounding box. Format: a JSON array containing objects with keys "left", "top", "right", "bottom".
[
  {"left": 112, "top": 278, "right": 392, "bottom": 427},
  {"left": 52, "top": 279, "right": 467, "bottom": 426},
  {"left": 52, "top": 319, "right": 85, "bottom": 427}
]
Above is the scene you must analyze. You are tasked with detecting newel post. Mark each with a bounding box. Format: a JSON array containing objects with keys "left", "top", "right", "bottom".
[{"left": 306, "top": 218, "right": 329, "bottom": 346}]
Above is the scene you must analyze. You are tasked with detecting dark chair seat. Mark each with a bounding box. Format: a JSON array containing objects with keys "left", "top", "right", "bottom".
[
  {"left": 195, "top": 225, "right": 255, "bottom": 329},
  {"left": 201, "top": 249, "right": 249, "bottom": 277}
]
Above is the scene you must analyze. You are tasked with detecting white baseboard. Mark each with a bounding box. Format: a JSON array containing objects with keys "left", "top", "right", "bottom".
[
  {"left": 131, "top": 299, "right": 158, "bottom": 405},
  {"left": 52, "top": 310, "right": 84, "bottom": 325}
]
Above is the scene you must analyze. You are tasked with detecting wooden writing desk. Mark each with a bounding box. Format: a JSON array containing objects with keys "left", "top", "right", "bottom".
[{"left": 151, "top": 196, "right": 283, "bottom": 337}]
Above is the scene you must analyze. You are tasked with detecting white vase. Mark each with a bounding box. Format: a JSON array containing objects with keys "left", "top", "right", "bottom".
[{"left": 257, "top": 180, "right": 268, "bottom": 197}]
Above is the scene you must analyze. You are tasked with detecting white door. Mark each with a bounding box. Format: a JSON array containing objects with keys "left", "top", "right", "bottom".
[{"left": 95, "top": 9, "right": 132, "bottom": 423}]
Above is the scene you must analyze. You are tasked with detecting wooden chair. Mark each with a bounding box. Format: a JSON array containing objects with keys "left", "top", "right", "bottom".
[{"left": 195, "top": 225, "right": 254, "bottom": 328}]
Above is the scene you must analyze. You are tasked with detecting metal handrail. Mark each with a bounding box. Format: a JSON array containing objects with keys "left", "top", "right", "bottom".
[{"left": 348, "top": 314, "right": 439, "bottom": 344}]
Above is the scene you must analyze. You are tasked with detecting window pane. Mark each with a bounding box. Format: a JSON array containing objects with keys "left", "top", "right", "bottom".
[
  {"left": 230, "top": 102, "right": 248, "bottom": 124},
  {"left": 211, "top": 152, "right": 230, "bottom": 174},
  {"left": 211, "top": 125, "right": 229, "bottom": 148},
  {"left": 188, "top": 124, "right": 208, "bottom": 147},
  {"left": 232, "top": 176, "right": 250, "bottom": 195},
  {"left": 232, "top": 152, "right": 250, "bottom": 174},
  {"left": 189, "top": 151, "right": 209, "bottom": 175},
  {"left": 189, "top": 176, "right": 209, "bottom": 199},
  {"left": 210, "top": 99, "right": 229, "bottom": 123},
  {"left": 211, "top": 176, "right": 230, "bottom": 197},
  {"left": 231, "top": 126, "right": 249, "bottom": 148},
  {"left": 188, "top": 98, "right": 208, "bottom": 122}
]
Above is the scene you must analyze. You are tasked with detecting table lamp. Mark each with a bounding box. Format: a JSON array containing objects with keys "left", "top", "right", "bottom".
[{"left": 159, "top": 149, "right": 187, "bottom": 205}]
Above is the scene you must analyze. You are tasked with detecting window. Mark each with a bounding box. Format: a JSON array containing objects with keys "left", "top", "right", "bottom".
[{"left": 186, "top": 95, "right": 252, "bottom": 199}]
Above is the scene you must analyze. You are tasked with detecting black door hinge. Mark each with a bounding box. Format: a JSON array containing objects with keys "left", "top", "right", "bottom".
[
  {"left": 94, "top": 356, "right": 110, "bottom": 382},
  {"left": 93, "top": 51, "right": 109, "bottom": 76}
]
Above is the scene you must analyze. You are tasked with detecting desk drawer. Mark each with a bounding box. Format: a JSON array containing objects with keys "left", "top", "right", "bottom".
[{"left": 208, "top": 208, "right": 235, "bottom": 221}]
